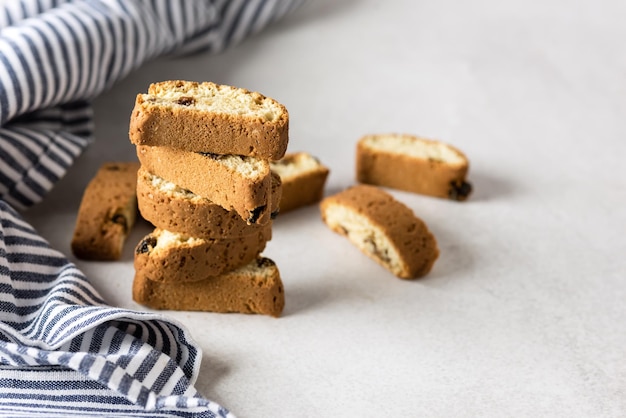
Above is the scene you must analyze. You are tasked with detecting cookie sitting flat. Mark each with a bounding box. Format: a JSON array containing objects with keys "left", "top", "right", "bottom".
[
  {"left": 129, "top": 80, "right": 289, "bottom": 160},
  {"left": 133, "top": 256, "right": 285, "bottom": 317},
  {"left": 356, "top": 133, "right": 472, "bottom": 201},
  {"left": 270, "top": 152, "right": 329, "bottom": 213},
  {"left": 71, "top": 162, "right": 140, "bottom": 261},
  {"left": 320, "top": 185, "right": 439, "bottom": 279}
]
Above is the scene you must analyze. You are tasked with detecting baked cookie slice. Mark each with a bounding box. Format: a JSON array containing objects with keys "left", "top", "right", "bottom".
[
  {"left": 129, "top": 80, "right": 289, "bottom": 160},
  {"left": 356, "top": 134, "right": 472, "bottom": 201},
  {"left": 320, "top": 185, "right": 439, "bottom": 279},
  {"left": 270, "top": 152, "right": 329, "bottom": 213},
  {"left": 71, "top": 162, "right": 140, "bottom": 261},
  {"left": 134, "top": 223, "right": 272, "bottom": 283},
  {"left": 137, "top": 167, "right": 282, "bottom": 239},
  {"left": 133, "top": 256, "right": 285, "bottom": 317},
  {"left": 136, "top": 145, "right": 272, "bottom": 224}
]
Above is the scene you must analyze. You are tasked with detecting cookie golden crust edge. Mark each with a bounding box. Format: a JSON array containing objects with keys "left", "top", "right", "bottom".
[
  {"left": 129, "top": 80, "right": 289, "bottom": 160},
  {"left": 71, "top": 162, "right": 140, "bottom": 261},
  {"left": 320, "top": 184, "right": 439, "bottom": 279},
  {"left": 356, "top": 134, "right": 472, "bottom": 201},
  {"left": 132, "top": 256, "right": 285, "bottom": 317}
]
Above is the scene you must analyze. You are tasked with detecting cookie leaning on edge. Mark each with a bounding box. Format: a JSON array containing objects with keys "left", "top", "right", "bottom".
[
  {"left": 137, "top": 167, "right": 282, "bottom": 239},
  {"left": 129, "top": 80, "right": 289, "bottom": 160},
  {"left": 320, "top": 185, "right": 439, "bottom": 279},
  {"left": 71, "top": 162, "right": 140, "bottom": 261},
  {"left": 133, "top": 257, "right": 285, "bottom": 317},
  {"left": 136, "top": 145, "right": 272, "bottom": 225},
  {"left": 270, "top": 152, "right": 329, "bottom": 213},
  {"left": 356, "top": 134, "right": 472, "bottom": 201}
]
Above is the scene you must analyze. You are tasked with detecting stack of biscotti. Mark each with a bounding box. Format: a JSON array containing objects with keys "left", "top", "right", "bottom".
[{"left": 128, "top": 80, "right": 288, "bottom": 317}]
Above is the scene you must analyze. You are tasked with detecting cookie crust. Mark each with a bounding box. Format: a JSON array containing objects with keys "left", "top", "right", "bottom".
[{"left": 71, "top": 162, "right": 140, "bottom": 261}]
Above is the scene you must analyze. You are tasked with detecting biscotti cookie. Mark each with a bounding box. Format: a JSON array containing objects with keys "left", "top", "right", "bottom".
[
  {"left": 129, "top": 80, "right": 289, "bottom": 160},
  {"left": 356, "top": 134, "right": 472, "bottom": 201},
  {"left": 320, "top": 185, "right": 439, "bottom": 279},
  {"left": 133, "top": 257, "right": 285, "bottom": 317},
  {"left": 71, "top": 162, "right": 140, "bottom": 261},
  {"left": 270, "top": 152, "right": 329, "bottom": 213},
  {"left": 134, "top": 223, "right": 272, "bottom": 283},
  {"left": 136, "top": 145, "right": 272, "bottom": 224},
  {"left": 137, "top": 167, "right": 282, "bottom": 239}
]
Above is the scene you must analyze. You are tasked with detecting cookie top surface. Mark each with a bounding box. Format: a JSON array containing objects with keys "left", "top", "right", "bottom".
[
  {"left": 359, "top": 134, "right": 468, "bottom": 167},
  {"left": 143, "top": 80, "right": 287, "bottom": 123}
]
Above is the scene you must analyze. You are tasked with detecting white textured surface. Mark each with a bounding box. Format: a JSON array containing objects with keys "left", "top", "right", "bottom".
[{"left": 24, "top": 0, "right": 626, "bottom": 417}]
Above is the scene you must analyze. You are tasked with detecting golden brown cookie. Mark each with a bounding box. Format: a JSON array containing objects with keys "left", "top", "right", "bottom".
[
  {"left": 71, "top": 162, "right": 140, "bottom": 261},
  {"left": 133, "top": 256, "right": 285, "bottom": 317},
  {"left": 356, "top": 134, "right": 472, "bottom": 201},
  {"left": 320, "top": 184, "right": 439, "bottom": 279},
  {"left": 270, "top": 152, "right": 329, "bottom": 213},
  {"left": 136, "top": 145, "right": 272, "bottom": 224},
  {"left": 129, "top": 80, "right": 289, "bottom": 160}
]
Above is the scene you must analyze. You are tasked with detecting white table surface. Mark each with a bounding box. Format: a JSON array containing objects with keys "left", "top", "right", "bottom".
[{"left": 23, "top": 0, "right": 626, "bottom": 417}]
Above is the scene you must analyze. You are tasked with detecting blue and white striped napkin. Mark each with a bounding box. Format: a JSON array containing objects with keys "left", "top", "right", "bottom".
[{"left": 0, "top": 0, "right": 304, "bottom": 416}]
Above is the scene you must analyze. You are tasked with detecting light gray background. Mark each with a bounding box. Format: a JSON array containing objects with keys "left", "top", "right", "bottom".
[{"left": 24, "top": 0, "right": 626, "bottom": 417}]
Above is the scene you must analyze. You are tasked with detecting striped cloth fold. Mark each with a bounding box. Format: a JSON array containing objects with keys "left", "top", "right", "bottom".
[
  {"left": 0, "top": 200, "right": 229, "bottom": 416},
  {"left": 0, "top": 0, "right": 305, "bottom": 415}
]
